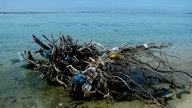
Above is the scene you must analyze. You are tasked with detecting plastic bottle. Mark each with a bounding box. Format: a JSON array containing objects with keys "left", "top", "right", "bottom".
[{"left": 17, "top": 52, "right": 24, "bottom": 62}]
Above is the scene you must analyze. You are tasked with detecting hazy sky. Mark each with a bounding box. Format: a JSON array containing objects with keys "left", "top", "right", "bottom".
[{"left": 0, "top": 0, "right": 192, "bottom": 12}]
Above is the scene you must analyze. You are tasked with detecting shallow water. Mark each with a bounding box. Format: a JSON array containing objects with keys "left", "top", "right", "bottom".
[{"left": 0, "top": 12, "right": 192, "bottom": 108}]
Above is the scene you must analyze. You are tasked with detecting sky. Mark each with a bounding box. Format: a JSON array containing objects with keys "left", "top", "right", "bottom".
[{"left": 0, "top": 0, "right": 192, "bottom": 12}]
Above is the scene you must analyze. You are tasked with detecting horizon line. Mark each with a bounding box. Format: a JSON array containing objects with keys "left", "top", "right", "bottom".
[{"left": 0, "top": 11, "right": 191, "bottom": 14}]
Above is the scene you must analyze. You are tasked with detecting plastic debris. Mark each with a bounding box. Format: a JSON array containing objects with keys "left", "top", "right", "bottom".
[
  {"left": 73, "top": 74, "right": 85, "bottom": 84},
  {"left": 43, "top": 50, "right": 50, "bottom": 58},
  {"left": 109, "top": 53, "right": 119, "bottom": 58},
  {"left": 64, "top": 55, "right": 70, "bottom": 61},
  {"left": 21, "top": 34, "right": 192, "bottom": 106},
  {"left": 112, "top": 47, "right": 119, "bottom": 51},
  {"left": 39, "top": 73, "right": 45, "bottom": 79},
  {"left": 162, "top": 89, "right": 173, "bottom": 98},
  {"left": 143, "top": 44, "right": 148, "bottom": 48},
  {"left": 17, "top": 52, "right": 25, "bottom": 62}
]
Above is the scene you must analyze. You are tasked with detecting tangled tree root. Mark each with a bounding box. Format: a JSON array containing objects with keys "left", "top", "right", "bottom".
[{"left": 19, "top": 33, "right": 192, "bottom": 106}]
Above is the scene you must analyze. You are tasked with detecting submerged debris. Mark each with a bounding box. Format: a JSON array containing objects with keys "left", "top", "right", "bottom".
[{"left": 19, "top": 33, "right": 192, "bottom": 106}]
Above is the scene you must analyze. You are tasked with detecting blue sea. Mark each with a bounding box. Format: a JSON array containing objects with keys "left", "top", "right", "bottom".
[{"left": 0, "top": 12, "right": 192, "bottom": 107}]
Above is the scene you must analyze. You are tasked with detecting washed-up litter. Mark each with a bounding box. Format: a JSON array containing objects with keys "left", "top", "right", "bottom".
[
  {"left": 17, "top": 52, "right": 25, "bottom": 62},
  {"left": 19, "top": 33, "right": 192, "bottom": 106}
]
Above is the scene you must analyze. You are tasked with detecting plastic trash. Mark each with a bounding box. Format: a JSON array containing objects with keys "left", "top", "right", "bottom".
[
  {"left": 86, "top": 67, "right": 98, "bottom": 78},
  {"left": 88, "top": 67, "right": 96, "bottom": 73},
  {"left": 143, "top": 44, "right": 148, "bottom": 48},
  {"left": 82, "top": 67, "right": 96, "bottom": 74},
  {"left": 82, "top": 80, "right": 96, "bottom": 97},
  {"left": 43, "top": 50, "right": 50, "bottom": 58},
  {"left": 39, "top": 73, "right": 45, "bottom": 79},
  {"left": 73, "top": 74, "right": 85, "bottom": 84},
  {"left": 112, "top": 47, "right": 119, "bottom": 51},
  {"left": 64, "top": 55, "right": 70, "bottom": 61},
  {"left": 43, "top": 50, "right": 52, "bottom": 62},
  {"left": 84, "top": 83, "right": 92, "bottom": 91},
  {"left": 82, "top": 77, "right": 93, "bottom": 91},
  {"left": 17, "top": 52, "right": 25, "bottom": 62},
  {"left": 162, "top": 89, "right": 173, "bottom": 98},
  {"left": 110, "top": 53, "right": 119, "bottom": 58}
]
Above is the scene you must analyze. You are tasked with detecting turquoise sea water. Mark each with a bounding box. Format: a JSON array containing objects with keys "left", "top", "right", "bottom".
[{"left": 0, "top": 12, "right": 192, "bottom": 107}]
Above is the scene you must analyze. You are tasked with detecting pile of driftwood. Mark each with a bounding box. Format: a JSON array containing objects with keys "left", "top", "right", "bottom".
[{"left": 20, "top": 33, "right": 192, "bottom": 106}]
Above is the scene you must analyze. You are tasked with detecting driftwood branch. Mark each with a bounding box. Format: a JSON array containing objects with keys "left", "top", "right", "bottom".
[{"left": 21, "top": 34, "right": 192, "bottom": 106}]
